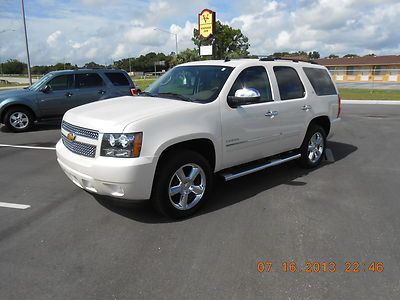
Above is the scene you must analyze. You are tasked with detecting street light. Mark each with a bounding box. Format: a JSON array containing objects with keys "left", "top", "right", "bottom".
[
  {"left": 153, "top": 28, "right": 178, "bottom": 56},
  {"left": 21, "top": 0, "right": 32, "bottom": 85}
]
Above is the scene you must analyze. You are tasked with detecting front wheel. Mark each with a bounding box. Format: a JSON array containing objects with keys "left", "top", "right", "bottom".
[
  {"left": 298, "top": 125, "right": 326, "bottom": 168},
  {"left": 4, "top": 107, "right": 34, "bottom": 132},
  {"left": 151, "top": 150, "right": 212, "bottom": 219}
]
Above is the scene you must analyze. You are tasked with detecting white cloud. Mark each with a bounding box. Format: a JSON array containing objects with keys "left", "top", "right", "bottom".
[
  {"left": 124, "top": 26, "right": 168, "bottom": 46},
  {"left": 46, "top": 30, "right": 62, "bottom": 48},
  {"left": 81, "top": 0, "right": 110, "bottom": 6},
  {"left": 85, "top": 47, "right": 98, "bottom": 59},
  {"left": 111, "top": 43, "right": 127, "bottom": 60}
]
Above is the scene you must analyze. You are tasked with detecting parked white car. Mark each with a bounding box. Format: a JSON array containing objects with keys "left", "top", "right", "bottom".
[{"left": 56, "top": 59, "right": 341, "bottom": 218}]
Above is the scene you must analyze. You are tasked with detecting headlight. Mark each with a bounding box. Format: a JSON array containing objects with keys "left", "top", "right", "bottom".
[{"left": 101, "top": 132, "right": 142, "bottom": 158}]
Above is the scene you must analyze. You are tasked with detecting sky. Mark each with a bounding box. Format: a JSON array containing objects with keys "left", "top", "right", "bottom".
[{"left": 0, "top": 0, "right": 400, "bottom": 66}]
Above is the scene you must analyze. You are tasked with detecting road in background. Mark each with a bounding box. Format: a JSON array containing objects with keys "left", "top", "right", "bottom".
[
  {"left": 0, "top": 105, "right": 399, "bottom": 299},
  {"left": 336, "top": 81, "right": 400, "bottom": 90},
  {"left": 0, "top": 76, "right": 38, "bottom": 84}
]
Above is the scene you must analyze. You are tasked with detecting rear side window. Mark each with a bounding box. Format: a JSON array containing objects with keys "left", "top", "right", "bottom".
[
  {"left": 105, "top": 72, "right": 130, "bottom": 86},
  {"left": 75, "top": 73, "right": 104, "bottom": 88},
  {"left": 273, "top": 66, "right": 305, "bottom": 100},
  {"left": 303, "top": 67, "right": 337, "bottom": 96},
  {"left": 228, "top": 66, "right": 273, "bottom": 104}
]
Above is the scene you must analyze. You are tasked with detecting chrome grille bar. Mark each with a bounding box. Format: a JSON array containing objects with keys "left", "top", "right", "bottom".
[
  {"left": 62, "top": 121, "right": 99, "bottom": 140},
  {"left": 61, "top": 134, "right": 96, "bottom": 158}
]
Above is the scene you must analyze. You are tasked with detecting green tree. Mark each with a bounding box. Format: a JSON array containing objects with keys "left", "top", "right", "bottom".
[
  {"left": 192, "top": 21, "right": 250, "bottom": 59},
  {"left": 308, "top": 51, "right": 320, "bottom": 59},
  {"left": 83, "top": 61, "right": 103, "bottom": 68},
  {"left": 2, "top": 59, "right": 26, "bottom": 74},
  {"left": 343, "top": 54, "right": 359, "bottom": 58},
  {"left": 272, "top": 52, "right": 290, "bottom": 58},
  {"left": 328, "top": 54, "right": 339, "bottom": 59},
  {"left": 170, "top": 48, "right": 200, "bottom": 66}
]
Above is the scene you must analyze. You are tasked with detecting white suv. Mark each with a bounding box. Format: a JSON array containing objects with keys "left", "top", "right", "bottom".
[{"left": 56, "top": 59, "right": 341, "bottom": 218}]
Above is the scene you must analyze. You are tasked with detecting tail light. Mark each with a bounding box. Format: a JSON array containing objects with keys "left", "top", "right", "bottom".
[
  {"left": 337, "top": 94, "right": 341, "bottom": 118},
  {"left": 130, "top": 88, "right": 138, "bottom": 96}
]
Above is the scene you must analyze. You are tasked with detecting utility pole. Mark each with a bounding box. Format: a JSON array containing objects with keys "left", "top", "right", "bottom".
[{"left": 21, "top": 0, "right": 32, "bottom": 85}]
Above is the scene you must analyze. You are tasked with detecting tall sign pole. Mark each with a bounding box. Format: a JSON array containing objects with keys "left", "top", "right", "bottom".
[{"left": 21, "top": 0, "right": 32, "bottom": 85}]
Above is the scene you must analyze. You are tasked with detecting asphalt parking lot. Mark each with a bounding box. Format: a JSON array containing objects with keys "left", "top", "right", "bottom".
[{"left": 1, "top": 104, "right": 400, "bottom": 299}]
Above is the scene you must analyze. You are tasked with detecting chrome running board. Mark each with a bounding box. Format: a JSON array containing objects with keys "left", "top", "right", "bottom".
[{"left": 221, "top": 154, "right": 301, "bottom": 181}]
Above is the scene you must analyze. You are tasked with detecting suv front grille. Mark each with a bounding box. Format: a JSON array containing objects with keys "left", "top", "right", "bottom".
[
  {"left": 62, "top": 121, "right": 99, "bottom": 140},
  {"left": 62, "top": 134, "right": 96, "bottom": 158}
]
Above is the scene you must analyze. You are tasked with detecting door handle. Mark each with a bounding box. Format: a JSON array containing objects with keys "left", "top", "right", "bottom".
[
  {"left": 98, "top": 90, "right": 106, "bottom": 95},
  {"left": 265, "top": 110, "right": 278, "bottom": 118},
  {"left": 301, "top": 105, "right": 312, "bottom": 111},
  {"left": 65, "top": 92, "right": 73, "bottom": 97}
]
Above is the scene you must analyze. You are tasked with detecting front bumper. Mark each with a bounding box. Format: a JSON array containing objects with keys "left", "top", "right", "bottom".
[{"left": 56, "top": 139, "right": 157, "bottom": 200}]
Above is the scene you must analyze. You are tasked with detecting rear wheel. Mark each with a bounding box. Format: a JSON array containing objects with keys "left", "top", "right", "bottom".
[
  {"left": 4, "top": 107, "right": 34, "bottom": 132},
  {"left": 298, "top": 125, "right": 326, "bottom": 168},
  {"left": 151, "top": 150, "right": 212, "bottom": 218}
]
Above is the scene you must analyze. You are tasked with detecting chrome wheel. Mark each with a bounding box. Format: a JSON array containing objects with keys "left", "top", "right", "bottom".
[
  {"left": 307, "top": 132, "right": 324, "bottom": 164},
  {"left": 168, "top": 163, "right": 206, "bottom": 211},
  {"left": 10, "top": 112, "right": 29, "bottom": 129}
]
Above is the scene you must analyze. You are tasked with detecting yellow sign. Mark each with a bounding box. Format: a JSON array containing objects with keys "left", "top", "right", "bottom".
[{"left": 198, "top": 9, "right": 216, "bottom": 39}]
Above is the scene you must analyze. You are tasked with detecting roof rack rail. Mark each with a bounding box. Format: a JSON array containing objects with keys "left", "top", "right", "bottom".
[{"left": 259, "top": 57, "right": 319, "bottom": 64}]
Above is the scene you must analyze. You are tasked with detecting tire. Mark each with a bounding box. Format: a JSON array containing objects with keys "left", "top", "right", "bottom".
[
  {"left": 151, "top": 150, "right": 212, "bottom": 219},
  {"left": 298, "top": 125, "right": 326, "bottom": 169},
  {"left": 4, "top": 107, "right": 34, "bottom": 132}
]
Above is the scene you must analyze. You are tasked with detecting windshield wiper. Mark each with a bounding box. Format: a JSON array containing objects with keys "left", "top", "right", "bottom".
[
  {"left": 157, "top": 92, "right": 193, "bottom": 102},
  {"left": 139, "top": 91, "right": 156, "bottom": 97}
]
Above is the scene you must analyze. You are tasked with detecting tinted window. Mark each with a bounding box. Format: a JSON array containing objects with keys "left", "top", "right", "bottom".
[
  {"left": 47, "top": 75, "right": 74, "bottom": 91},
  {"left": 228, "top": 66, "right": 272, "bottom": 104},
  {"left": 273, "top": 66, "right": 305, "bottom": 100},
  {"left": 105, "top": 72, "right": 130, "bottom": 86},
  {"left": 75, "top": 73, "right": 104, "bottom": 88},
  {"left": 303, "top": 67, "right": 337, "bottom": 96}
]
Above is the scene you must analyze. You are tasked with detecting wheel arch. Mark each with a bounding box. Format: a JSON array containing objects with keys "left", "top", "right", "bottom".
[
  {"left": 1, "top": 103, "right": 37, "bottom": 124},
  {"left": 155, "top": 138, "right": 217, "bottom": 173},
  {"left": 308, "top": 115, "right": 331, "bottom": 136}
]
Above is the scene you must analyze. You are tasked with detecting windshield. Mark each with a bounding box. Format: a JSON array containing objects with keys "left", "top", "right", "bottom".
[
  {"left": 29, "top": 73, "right": 53, "bottom": 91},
  {"left": 145, "top": 65, "right": 234, "bottom": 103}
]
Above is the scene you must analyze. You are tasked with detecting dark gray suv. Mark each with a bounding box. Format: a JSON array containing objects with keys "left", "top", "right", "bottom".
[{"left": 0, "top": 68, "right": 137, "bottom": 132}]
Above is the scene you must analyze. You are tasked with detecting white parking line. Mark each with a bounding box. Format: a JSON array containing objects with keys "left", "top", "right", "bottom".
[
  {"left": 0, "top": 144, "right": 56, "bottom": 150},
  {"left": 0, "top": 202, "right": 30, "bottom": 209}
]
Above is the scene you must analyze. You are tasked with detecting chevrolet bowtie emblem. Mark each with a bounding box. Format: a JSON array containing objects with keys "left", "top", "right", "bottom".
[{"left": 67, "top": 132, "right": 76, "bottom": 141}]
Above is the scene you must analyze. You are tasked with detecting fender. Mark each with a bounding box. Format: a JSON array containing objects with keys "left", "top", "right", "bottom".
[
  {"left": 0, "top": 96, "right": 41, "bottom": 121},
  {"left": 153, "top": 133, "right": 221, "bottom": 172}
]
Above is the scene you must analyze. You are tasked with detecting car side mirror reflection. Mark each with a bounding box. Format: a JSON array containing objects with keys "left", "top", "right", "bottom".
[
  {"left": 40, "top": 85, "right": 51, "bottom": 93},
  {"left": 227, "top": 88, "right": 261, "bottom": 108}
]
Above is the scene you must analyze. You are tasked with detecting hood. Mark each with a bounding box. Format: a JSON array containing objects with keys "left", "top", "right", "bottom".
[
  {"left": 63, "top": 96, "right": 196, "bottom": 133},
  {"left": 0, "top": 88, "right": 34, "bottom": 100}
]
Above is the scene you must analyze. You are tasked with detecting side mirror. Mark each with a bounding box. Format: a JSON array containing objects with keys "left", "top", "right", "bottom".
[
  {"left": 227, "top": 88, "right": 261, "bottom": 108},
  {"left": 41, "top": 85, "right": 51, "bottom": 93}
]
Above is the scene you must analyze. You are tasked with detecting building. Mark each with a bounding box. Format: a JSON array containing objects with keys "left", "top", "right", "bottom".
[{"left": 314, "top": 55, "right": 400, "bottom": 83}]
